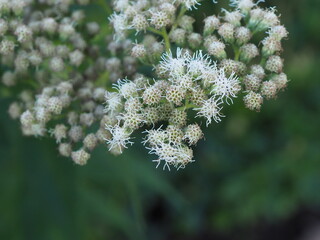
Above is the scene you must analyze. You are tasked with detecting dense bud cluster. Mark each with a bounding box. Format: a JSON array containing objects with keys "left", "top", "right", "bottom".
[
  {"left": 103, "top": 0, "right": 289, "bottom": 170},
  {"left": 2, "top": 0, "right": 289, "bottom": 170},
  {"left": 2, "top": 0, "right": 136, "bottom": 166}
]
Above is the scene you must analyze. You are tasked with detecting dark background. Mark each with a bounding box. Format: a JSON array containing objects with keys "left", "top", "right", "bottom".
[{"left": 1, "top": 0, "right": 320, "bottom": 239}]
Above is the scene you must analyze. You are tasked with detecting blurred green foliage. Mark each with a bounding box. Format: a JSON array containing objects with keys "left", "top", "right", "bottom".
[{"left": 1, "top": 0, "right": 320, "bottom": 239}]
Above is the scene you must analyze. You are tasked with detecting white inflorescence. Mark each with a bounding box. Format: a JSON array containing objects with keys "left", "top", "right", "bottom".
[{"left": 2, "top": 0, "right": 288, "bottom": 170}]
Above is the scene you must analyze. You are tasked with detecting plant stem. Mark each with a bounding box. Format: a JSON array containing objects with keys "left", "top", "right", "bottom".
[
  {"left": 161, "top": 28, "right": 171, "bottom": 53},
  {"left": 233, "top": 44, "right": 240, "bottom": 61},
  {"left": 171, "top": 6, "right": 187, "bottom": 32},
  {"left": 147, "top": 27, "right": 163, "bottom": 36}
]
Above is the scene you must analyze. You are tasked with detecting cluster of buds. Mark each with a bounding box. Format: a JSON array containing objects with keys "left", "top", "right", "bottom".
[
  {"left": 2, "top": 0, "right": 136, "bottom": 166},
  {"left": 2, "top": 0, "right": 289, "bottom": 170},
  {"left": 104, "top": 0, "right": 289, "bottom": 170}
]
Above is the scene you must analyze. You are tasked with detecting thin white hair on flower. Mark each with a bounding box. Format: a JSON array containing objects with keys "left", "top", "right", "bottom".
[
  {"left": 112, "top": 78, "right": 138, "bottom": 99},
  {"left": 149, "top": 143, "right": 194, "bottom": 171},
  {"left": 187, "top": 50, "right": 213, "bottom": 78},
  {"left": 195, "top": 97, "right": 224, "bottom": 126},
  {"left": 104, "top": 91, "right": 123, "bottom": 115},
  {"left": 142, "top": 125, "right": 166, "bottom": 146},
  {"left": 175, "top": 0, "right": 201, "bottom": 10},
  {"left": 210, "top": 68, "right": 241, "bottom": 104},
  {"left": 108, "top": 13, "right": 128, "bottom": 40},
  {"left": 105, "top": 123, "right": 133, "bottom": 152},
  {"left": 159, "top": 48, "right": 189, "bottom": 77}
]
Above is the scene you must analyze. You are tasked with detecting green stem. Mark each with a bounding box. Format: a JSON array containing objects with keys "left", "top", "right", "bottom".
[
  {"left": 177, "top": 103, "right": 198, "bottom": 111},
  {"left": 232, "top": 44, "right": 240, "bottom": 61},
  {"left": 171, "top": 6, "right": 187, "bottom": 32},
  {"left": 161, "top": 28, "right": 171, "bottom": 53},
  {"left": 147, "top": 27, "right": 163, "bottom": 36},
  {"left": 260, "top": 57, "right": 267, "bottom": 67}
]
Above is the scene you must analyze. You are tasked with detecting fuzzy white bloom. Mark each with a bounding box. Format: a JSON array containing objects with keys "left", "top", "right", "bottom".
[
  {"left": 159, "top": 48, "right": 188, "bottom": 77},
  {"left": 104, "top": 91, "right": 122, "bottom": 114},
  {"left": 149, "top": 143, "right": 194, "bottom": 170},
  {"left": 210, "top": 68, "right": 241, "bottom": 103},
  {"left": 105, "top": 124, "right": 133, "bottom": 152},
  {"left": 109, "top": 13, "right": 128, "bottom": 40},
  {"left": 113, "top": 79, "right": 138, "bottom": 99},
  {"left": 142, "top": 127, "right": 167, "bottom": 146},
  {"left": 187, "top": 51, "right": 212, "bottom": 78},
  {"left": 195, "top": 97, "right": 224, "bottom": 126},
  {"left": 175, "top": 0, "right": 201, "bottom": 10}
]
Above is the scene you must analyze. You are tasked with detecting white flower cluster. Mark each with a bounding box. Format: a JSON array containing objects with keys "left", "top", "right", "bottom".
[
  {"left": 2, "top": 0, "right": 136, "bottom": 166},
  {"left": 104, "top": 48, "right": 240, "bottom": 170},
  {"left": 2, "top": 0, "right": 289, "bottom": 170},
  {"left": 103, "top": 0, "right": 289, "bottom": 170}
]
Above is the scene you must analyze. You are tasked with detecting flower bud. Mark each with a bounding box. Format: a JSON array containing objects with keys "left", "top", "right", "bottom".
[
  {"left": 15, "top": 25, "right": 32, "bottom": 43},
  {"left": 262, "top": 37, "right": 282, "bottom": 57},
  {"left": 265, "top": 55, "right": 283, "bottom": 73},
  {"left": 150, "top": 10, "right": 171, "bottom": 30},
  {"left": 83, "top": 133, "right": 98, "bottom": 151},
  {"left": 268, "top": 25, "right": 288, "bottom": 41},
  {"left": 166, "top": 85, "right": 186, "bottom": 106},
  {"left": 131, "top": 14, "right": 149, "bottom": 32},
  {"left": 169, "top": 109, "right": 187, "bottom": 127},
  {"left": 271, "top": 73, "right": 288, "bottom": 90},
  {"left": 239, "top": 43, "right": 259, "bottom": 62},
  {"left": 250, "top": 65, "right": 266, "bottom": 80},
  {"left": 2, "top": 71, "right": 16, "bottom": 86},
  {"left": 0, "top": 19, "right": 8, "bottom": 36},
  {"left": 207, "top": 40, "right": 227, "bottom": 59},
  {"left": 203, "top": 15, "right": 220, "bottom": 36},
  {"left": 59, "top": 143, "right": 72, "bottom": 157},
  {"left": 188, "top": 33, "right": 202, "bottom": 49},
  {"left": 178, "top": 15, "right": 195, "bottom": 32},
  {"left": 49, "top": 57, "right": 64, "bottom": 72},
  {"left": 53, "top": 124, "right": 68, "bottom": 143},
  {"left": 218, "top": 23, "right": 235, "bottom": 42},
  {"left": 0, "top": 40, "right": 15, "bottom": 55},
  {"left": 142, "top": 86, "right": 162, "bottom": 105},
  {"left": 235, "top": 27, "right": 251, "bottom": 45},
  {"left": 223, "top": 10, "right": 242, "bottom": 27},
  {"left": 68, "top": 126, "right": 83, "bottom": 142},
  {"left": 20, "top": 110, "right": 35, "bottom": 127},
  {"left": 169, "top": 28, "right": 186, "bottom": 46},
  {"left": 243, "top": 74, "right": 262, "bottom": 91},
  {"left": 8, "top": 102, "right": 22, "bottom": 119},
  {"left": 261, "top": 80, "right": 277, "bottom": 99},
  {"left": 131, "top": 44, "right": 146, "bottom": 58},
  {"left": 41, "top": 18, "right": 58, "bottom": 34},
  {"left": 35, "top": 107, "right": 51, "bottom": 123},
  {"left": 243, "top": 91, "right": 263, "bottom": 112},
  {"left": 48, "top": 96, "right": 63, "bottom": 115},
  {"left": 86, "top": 22, "right": 100, "bottom": 35},
  {"left": 71, "top": 149, "right": 90, "bottom": 165},
  {"left": 69, "top": 50, "right": 84, "bottom": 67},
  {"left": 184, "top": 123, "right": 203, "bottom": 145}
]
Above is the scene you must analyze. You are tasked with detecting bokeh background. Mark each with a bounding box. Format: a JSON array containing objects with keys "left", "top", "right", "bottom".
[{"left": 1, "top": 0, "right": 320, "bottom": 239}]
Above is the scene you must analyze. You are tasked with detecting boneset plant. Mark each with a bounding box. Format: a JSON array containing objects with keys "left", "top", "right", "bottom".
[{"left": 2, "top": 0, "right": 289, "bottom": 170}]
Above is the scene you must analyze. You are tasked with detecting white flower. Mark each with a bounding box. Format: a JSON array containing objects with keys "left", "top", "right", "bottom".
[
  {"left": 108, "top": 13, "right": 128, "bottom": 40},
  {"left": 187, "top": 50, "right": 212, "bottom": 78},
  {"left": 175, "top": 0, "right": 201, "bottom": 10},
  {"left": 142, "top": 127, "right": 167, "bottom": 146},
  {"left": 195, "top": 97, "right": 224, "bottom": 126},
  {"left": 105, "top": 124, "right": 133, "bottom": 152},
  {"left": 113, "top": 78, "right": 137, "bottom": 99},
  {"left": 149, "top": 143, "right": 194, "bottom": 170},
  {"left": 159, "top": 48, "right": 188, "bottom": 77},
  {"left": 210, "top": 68, "right": 240, "bottom": 103},
  {"left": 104, "top": 91, "right": 122, "bottom": 114}
]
